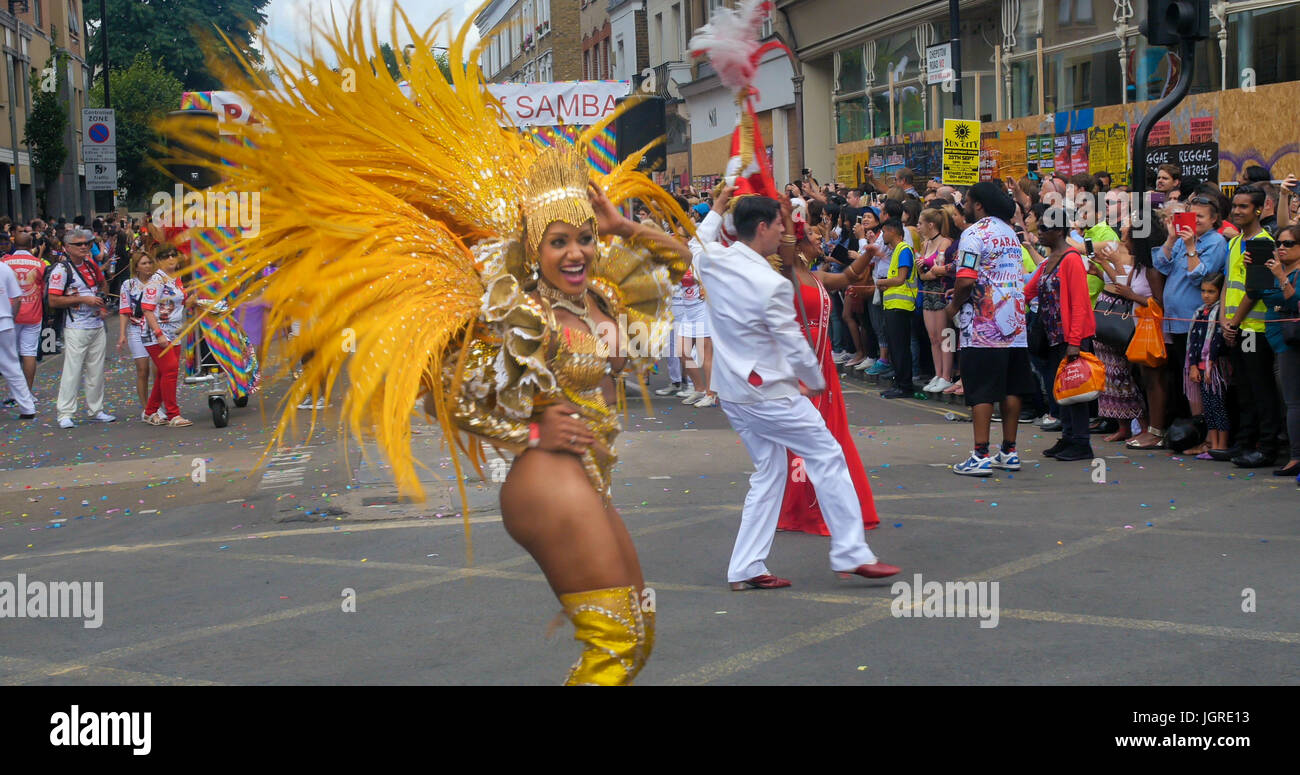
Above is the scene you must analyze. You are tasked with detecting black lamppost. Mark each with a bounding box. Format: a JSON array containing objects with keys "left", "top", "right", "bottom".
[
  {"left": 1131, "top": 1, "right": 1210, "bottom": 259},
  {"left": 948, "top": 0, "right": 962, "bottom": 118}
]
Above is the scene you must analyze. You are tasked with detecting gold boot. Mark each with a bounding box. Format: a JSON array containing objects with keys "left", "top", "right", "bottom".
[{"left": 559, "top": 585, "right": 654, "bottom": 686}]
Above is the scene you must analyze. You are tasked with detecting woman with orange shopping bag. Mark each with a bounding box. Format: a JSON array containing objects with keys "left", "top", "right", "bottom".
[{"left": 1025, "top": 208, "right": 1097, "bottom": 462}]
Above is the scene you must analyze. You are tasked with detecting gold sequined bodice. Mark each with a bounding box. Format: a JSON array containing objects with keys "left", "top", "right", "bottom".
[{"left": 543, "top": 299, "right": 622, "bottom": 499}]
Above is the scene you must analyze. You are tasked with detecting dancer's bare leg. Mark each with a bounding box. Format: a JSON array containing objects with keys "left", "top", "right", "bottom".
[
  {"left": 501, "top": 449, "right": 643, "bottom": 594},
  {"left": 501, "top": 449, "right": 650, "bottom": 684}
]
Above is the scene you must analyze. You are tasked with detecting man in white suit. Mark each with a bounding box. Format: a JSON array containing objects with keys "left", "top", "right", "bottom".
[{"left": 693, "top": 188, "right": 901, "bottom": 590}]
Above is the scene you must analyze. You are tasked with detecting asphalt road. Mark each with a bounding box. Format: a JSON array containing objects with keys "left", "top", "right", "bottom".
[{"left": 1, "top": 327, "right": 1297, "bottom": 685}]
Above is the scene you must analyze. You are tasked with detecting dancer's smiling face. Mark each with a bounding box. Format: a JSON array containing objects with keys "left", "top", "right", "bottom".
[{"left": 537, "top": 220, "right": 596, "bottom": 294}]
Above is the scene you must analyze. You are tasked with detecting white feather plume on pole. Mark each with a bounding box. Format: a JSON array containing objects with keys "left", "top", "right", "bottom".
[{"left": 687, "top": 0, "right": 772, "bottom": 92}]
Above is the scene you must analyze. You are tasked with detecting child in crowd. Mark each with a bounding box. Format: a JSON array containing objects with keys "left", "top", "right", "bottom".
[{"left": 1185, "top": 273, "right": 1231, "bottom": 459}]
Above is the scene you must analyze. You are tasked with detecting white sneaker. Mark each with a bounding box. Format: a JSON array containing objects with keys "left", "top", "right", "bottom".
[
  {"left": 297, "top": 397, "right": 316, "bottom": 410},
  {"left": 675, "top": 386, "right": 696, "bottom": 397},
  {"left": 921, "top": 376, "right": 941, "bottom": 392},
  {"left": 680, "top": 391, "right": 703, "bottom": 404},
  {"left": 315, "top": 398, "right": 328, "bottom": 409},
  {"left": 58, "top": 417, "right": 75, "bottom": 429},
  {"left": 654, "top": 382, "right": 681, "bottom": 396},
  {"left": 854, "top": 357, "right": 876, "bottom": 371},
  {"left": 929, "top": 377, "right": 953, "bottom": 392},
  {"left": 90, "top": 412, "right": 116, "bottom": 423},
  {"left": 693, "top": 393, "right": 718, "bottom": 408},
  {"left": 832, "top": 351, "right": 852, "bottom": 364}
]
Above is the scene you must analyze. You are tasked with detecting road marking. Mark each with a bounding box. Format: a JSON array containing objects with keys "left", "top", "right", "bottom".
[
  {"left": 667, "top": 489, "right": 1241, "bottom": 684},
  {"left": 648, "top": 476, "right": 672, "bottom": 480},
  {"left": 840, "top": 382, "right": 971, "bottom": 420},
  {"left": 0, "top": 510, "right": 730, "bottom": 685},
  {"left": 258, "top": 448, "right": 312, "bottom": 490},
  {"left": 0, "top": 656, "right": 223, "bottom": 686}
]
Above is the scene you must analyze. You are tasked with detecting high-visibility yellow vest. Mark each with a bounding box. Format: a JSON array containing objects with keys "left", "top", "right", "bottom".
[
  {"left": 1226, "top": 232, "right": 1271, "bottom": 333},
  {"left": 883, "top": 241, "right": 917, "bottom": 311}
]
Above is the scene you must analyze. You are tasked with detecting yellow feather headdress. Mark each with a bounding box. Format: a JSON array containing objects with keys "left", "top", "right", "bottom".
[{"left": 158, "top": 1, "right": 691, "bottom": 513}]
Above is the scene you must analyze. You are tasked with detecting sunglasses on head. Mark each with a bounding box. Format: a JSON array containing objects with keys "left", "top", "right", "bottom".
[{"left": 1188, "top": 196, "right": 1216, "bottom": 207}]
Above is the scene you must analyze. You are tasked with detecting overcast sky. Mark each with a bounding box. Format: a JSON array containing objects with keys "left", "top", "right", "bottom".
[{"left": 261, "top": 0, "right": 482, "bottom": 61}]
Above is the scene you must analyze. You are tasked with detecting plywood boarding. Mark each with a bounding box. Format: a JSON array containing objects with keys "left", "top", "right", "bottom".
[{"left": 834, "top": 80, "right": 1300, "bottom": 184}]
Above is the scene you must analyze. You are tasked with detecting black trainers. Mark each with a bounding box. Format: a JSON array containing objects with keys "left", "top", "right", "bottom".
[
  {"left": 1053, "top": 441, "right": 1095, "bottom": 462},
  {"left": 881, "top": 388, "right": 909, "bottom": 399}
]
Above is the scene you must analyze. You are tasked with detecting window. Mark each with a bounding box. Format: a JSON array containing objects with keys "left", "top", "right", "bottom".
[
  {"left": 539, "top": 0, "right": 551, "bottom": 36},
  {"left": 761, "top": 13, "right": 773, "bottom": 40},
  {"left": 836, "top": 46, "right": 864, "bottom": 94},
  {"left": 1227, "top": 2, "right": 1300, "bottom": 90},
  {"left": 68, "top": 0, "right": 79, "bottom": 32},
  {"left": 35, "top": 0, "right": 42, "bottom": 29},
  {"left": 616, "top": 38, "right": 624, "bottom": 78}
]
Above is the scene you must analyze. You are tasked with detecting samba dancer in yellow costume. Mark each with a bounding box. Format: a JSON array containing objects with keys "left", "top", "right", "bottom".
[{"left": 166, "top": 4, "right": 690, "bottom": 685}]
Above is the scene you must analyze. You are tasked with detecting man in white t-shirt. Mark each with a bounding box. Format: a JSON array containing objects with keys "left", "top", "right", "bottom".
[
  {"left": 944, "top": 183, "right": 1037, "bottom": 476},
  {"left": 46, "top": 228, "right": 115, "bottom": 428},
  {"left": 0, "top": 260, "right": 35, "bottom": 417}
]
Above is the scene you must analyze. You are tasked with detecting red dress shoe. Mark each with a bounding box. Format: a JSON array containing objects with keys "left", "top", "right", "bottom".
[
  {"left": 837, "top": 562, "right": 901, "bottom": 580},
  {"left": 729, "top": 573, "right": 792, "bottom": 591}
]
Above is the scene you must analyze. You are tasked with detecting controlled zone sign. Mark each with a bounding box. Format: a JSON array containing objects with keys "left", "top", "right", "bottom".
[{"left": 82, "top": 108, "right": 116, "bottom": 163}]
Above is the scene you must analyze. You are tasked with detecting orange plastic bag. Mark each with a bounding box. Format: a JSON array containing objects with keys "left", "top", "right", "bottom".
[
  {"left": 1126, "top": 298, "right": 1167, "bottom": 367},
  {"left": 1054, "top": 352, "right": 1106, "bottom": 405}
]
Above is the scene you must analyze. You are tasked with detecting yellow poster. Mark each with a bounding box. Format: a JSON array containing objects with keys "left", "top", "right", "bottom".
[
  {"left": 1107, "top": 123, "right": 1130, "bottom": 186},
  {"left": 942, "top": 119, "right": 980, "bottom": 186},
  {"left": 836, "top": 153, "right": 856, "bottom": 186},
  {"left": 995, "top": 131, "right": 1028, "bottom": 180}
]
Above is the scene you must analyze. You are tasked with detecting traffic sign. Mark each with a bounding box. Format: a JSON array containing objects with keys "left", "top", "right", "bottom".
[
  {"left": 926, "top": 43, "right": 953, "bottom": 86},
  {"left": 82, "top": 108, "right": 116, "bottom": 164},
  {"left": 86, "top": 162, "right": 116, "bottom": 191}
]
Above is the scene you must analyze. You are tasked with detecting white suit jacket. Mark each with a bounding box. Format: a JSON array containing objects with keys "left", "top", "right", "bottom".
[{"left": 691, "top": 210, "right": 825, "bottom": 404}]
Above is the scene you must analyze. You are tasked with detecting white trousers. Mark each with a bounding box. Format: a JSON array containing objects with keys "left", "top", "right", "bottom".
[
  {"left": 57, "top": 326, "right": 107, "bottom": 419},
  {"left": 0, "top": 328, "right": 35, "bottom": 414},
  {"left": 720, "top": 395, "right": 877, "bottom": 582}
]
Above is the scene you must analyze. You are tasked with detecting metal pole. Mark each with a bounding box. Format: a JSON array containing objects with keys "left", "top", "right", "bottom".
[
  {"left": 1131, "top": 37, "right": 1197, "bottom": 265},
  {"left": 101, "top": 0, "right": 110, "bottom": 108},
  {"left": 949, "top": 0, "right": 962, "bottom": 118}
]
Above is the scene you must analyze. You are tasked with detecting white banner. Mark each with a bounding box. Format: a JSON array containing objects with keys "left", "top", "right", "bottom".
[
  {"left": 208, "top": 91, "right": 256, "bottom": 125},
  {"left": 486, "top": 81, "right": 631, "bottom": 127}
]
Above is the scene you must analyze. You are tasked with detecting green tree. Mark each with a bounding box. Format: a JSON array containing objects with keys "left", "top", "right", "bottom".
[
  {"left": 85, "top": 0, "right": 270, "bottom": 92},
  {"left": 375, "top": 43, "right": 456, "bottom": 83},
  {"left": 23, "top": 53, "right": 69, "bottom": 218},
  {"left": 90, "top": 53, "right": 184, "bottom": 210}
]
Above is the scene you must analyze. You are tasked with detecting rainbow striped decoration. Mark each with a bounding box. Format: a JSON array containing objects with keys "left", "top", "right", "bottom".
[
  {"left": 180, "top": 91, "right": 214, "bottom": 111},
  {"left": 525, "top": 124, "right": 617, "bottom": 175},
  {"left": 187, "top": 225, "right": 260, "bottom": 399}
]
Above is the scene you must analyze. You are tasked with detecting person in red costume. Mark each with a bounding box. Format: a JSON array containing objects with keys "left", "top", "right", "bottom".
[{"left": 773, "top": 198, "right": 881, "bottom": 535}]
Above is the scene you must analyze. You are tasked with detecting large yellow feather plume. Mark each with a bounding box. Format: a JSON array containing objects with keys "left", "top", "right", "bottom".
[{"left": 159, "top": 1, "right": 693, "bottom": 513}]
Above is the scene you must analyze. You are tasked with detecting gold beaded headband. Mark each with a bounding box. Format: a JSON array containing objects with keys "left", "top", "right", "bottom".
[{"left": 522, "top": 148, "right": 596, "bottom": 258}]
